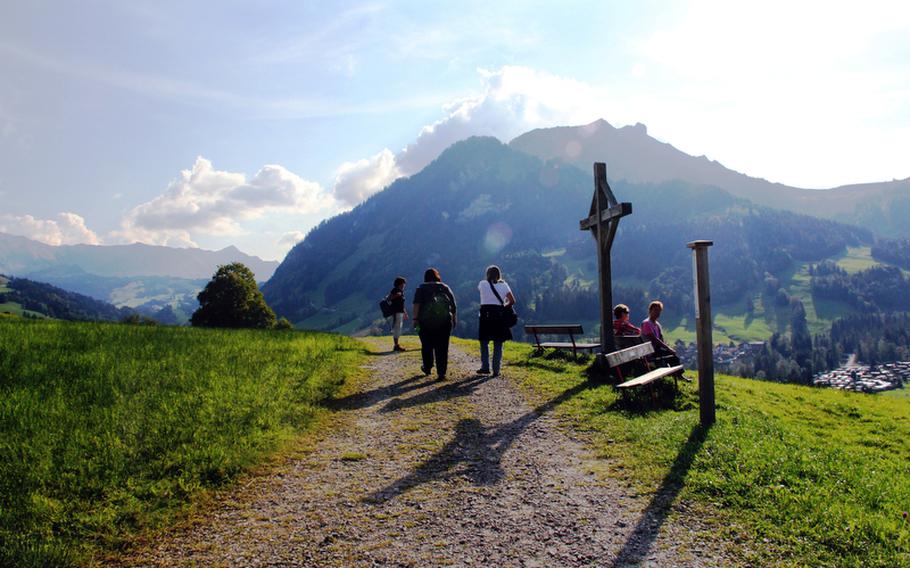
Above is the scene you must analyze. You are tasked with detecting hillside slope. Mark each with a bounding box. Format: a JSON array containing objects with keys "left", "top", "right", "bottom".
[
  {"left": 0, "top": 275, "right": 134, "bottom": 321},
  {"left": 263, "top": 137, "right": 871, "bottom": 338}
]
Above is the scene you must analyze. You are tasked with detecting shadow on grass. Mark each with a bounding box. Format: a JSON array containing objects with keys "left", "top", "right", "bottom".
[
  {"left": 611, "top": 424, "right": 708, "bottom": 567},
  {"left": 605, "top": 380, "right": 696, "bottom": 414},
  {"left": 364, "top": 379, "right": 597, "bottom": 503}
]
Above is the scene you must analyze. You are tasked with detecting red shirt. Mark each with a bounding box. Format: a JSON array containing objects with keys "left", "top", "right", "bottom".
[{"left": 613, "top": 319, "right": 641, "bottom": 336}]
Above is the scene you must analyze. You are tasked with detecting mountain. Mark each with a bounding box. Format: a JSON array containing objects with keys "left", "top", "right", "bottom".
[
  {"left": 263, "top": 136, "right": 872, "bottom": 338},
  {"left": 510, "top": 120, "right": 910, "bottom": 237},
  {"left": 0, "top": 274, "right": 135, "bottom": 322},
  {"left": 0, "top": 233, "right": 279, "bottom": 281}
]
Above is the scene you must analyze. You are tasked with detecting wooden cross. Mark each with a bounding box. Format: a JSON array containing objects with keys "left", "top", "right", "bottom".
[{"left": 579, "top": 162, "right": 632, "bottom": 357}]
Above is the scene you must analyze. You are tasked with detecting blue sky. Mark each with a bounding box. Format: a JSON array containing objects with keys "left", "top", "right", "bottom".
[{"left": 1, "top": 1, "right": 908, "bottom": 260}]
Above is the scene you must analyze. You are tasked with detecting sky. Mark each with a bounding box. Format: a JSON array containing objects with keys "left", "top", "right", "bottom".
[{"left": 1, "top": 0, "right": 908, "bottom": 260}]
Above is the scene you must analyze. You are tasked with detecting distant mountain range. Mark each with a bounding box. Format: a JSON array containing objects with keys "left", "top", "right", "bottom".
[
  {"left": 510, "top": 120, "right": 910, "bottom": 237},
  {"left": 0, "top": 233, "right": 278, "bottom": 323},
  {"left": 0, "top": 233, "right": 278, "bottom": 280},
  {"left": 263, "top": 136, "right": 873, "bottom": 339}
]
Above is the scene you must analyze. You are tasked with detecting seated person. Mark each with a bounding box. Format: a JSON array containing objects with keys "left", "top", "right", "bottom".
[
  {"left": 641, "top": 300, "right": 684, "bottom": 375},
  {"left": 612, "top": 304, "right": 641, "bottom": 336}
]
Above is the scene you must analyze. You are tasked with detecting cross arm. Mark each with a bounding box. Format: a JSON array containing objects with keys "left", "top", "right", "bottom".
[{"left": 579, "top": 202, "right": 632, "bottom": 231}]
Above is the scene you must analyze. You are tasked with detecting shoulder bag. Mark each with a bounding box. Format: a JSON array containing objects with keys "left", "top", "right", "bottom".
[{"left": 488, "top": 281, "right": 518, "bottom": 328}]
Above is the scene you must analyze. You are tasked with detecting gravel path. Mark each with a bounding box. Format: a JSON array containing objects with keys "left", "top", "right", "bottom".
[{"left": 111, "top": 338, "right": 734, "bottom": 567}]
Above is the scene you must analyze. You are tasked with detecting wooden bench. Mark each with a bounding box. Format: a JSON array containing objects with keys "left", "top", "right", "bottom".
[
  {"left": 604, "top": 341, "right": 685, "bottom": 390},
  {"left": 524, "top": 324, "right": 600, "bottom": 358}
]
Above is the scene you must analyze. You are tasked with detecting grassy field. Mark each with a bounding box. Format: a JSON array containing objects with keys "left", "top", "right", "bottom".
[
  {"left": 499, "top": 341, "right": 910, "bottom": 566},
  {"left": 0, "top": 318, "right": 365, "bottom": 567},
  {"left": 881, "top": 388, "right": 910, "bottom": 400},
  {"left": 834, "top": 246, "right": 885, "bottom": 274}
]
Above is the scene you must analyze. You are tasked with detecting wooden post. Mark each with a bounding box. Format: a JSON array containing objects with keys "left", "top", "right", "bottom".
[{"left": 687, "top": 240, "right": 715, "bottom": 427}]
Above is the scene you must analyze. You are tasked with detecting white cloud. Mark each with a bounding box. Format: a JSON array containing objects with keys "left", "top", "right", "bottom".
[
  {"left": 278, "top": 230, "right": 305, "bottom": 247},
  {"left": 332, "top": 148, "right": 400, "bottom": 207},
  {"left": 332, "top": 66, "right": 606, "bottom": 204},
  {"left": 0, "top": 212, "right": 100, "bottom": 245},
  {"left": 626, "top": 0, "right": 910, "bottom": 187},
  {"left": 114, "top": 157, "right": 336, "bottom": 247}
]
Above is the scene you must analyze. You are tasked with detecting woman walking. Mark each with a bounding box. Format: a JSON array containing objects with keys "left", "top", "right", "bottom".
[
  {"left": 387, "top": 276, "right": 408, "bottom": 352},
  {"left": 412, "top": 268, "right": 457, "bottom": 380},
  {"left": 477, "top": 265, "right": 516, "bottom": 377}
]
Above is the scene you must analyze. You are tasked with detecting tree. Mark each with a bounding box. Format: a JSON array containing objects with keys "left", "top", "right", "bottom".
[{"left": 191, "top": 263, "right": 276, "bottom": 329}]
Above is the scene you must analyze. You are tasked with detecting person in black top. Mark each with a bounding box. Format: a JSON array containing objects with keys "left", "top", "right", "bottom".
[
  {"left": 387, "top": 276, "right": 408, "bottom": 352},
  {"left": 412, "top": 267, "right": 457, "bottom": 380}
]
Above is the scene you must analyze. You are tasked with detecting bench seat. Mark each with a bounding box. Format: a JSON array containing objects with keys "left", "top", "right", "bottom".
[
  {"left": 538, "top": 341, "right": 600, "bottom": 351},
  {"left": 616, "top": 365, "right": 685, "bottom": 389},
  {"left": 525, "top": 324, "right": 599, "bottom": 358}
]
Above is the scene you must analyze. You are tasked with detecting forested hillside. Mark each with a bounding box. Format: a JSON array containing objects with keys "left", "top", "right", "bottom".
[
  {"left": 0, "top": 275, "right": 134, "bottom": 322},
  {"left": 263, "top": 137, "right": 870, "bottom": 338}
]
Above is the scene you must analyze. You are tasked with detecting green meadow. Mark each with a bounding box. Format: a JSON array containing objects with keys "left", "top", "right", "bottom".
[
  {"left": 0, "top": 319, "right": 364, "bottom": 567},
  {"left": 499, "top": 342, "right": 910, "bottom": 567}
]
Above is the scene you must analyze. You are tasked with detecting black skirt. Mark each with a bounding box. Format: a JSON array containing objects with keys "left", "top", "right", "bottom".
[{"left": 478, "top": 305, "right": 513, "bottom": 343}]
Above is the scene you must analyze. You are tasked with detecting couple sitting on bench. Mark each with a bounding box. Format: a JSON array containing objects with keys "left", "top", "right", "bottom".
[{"left": 613, "top": 300, "right": 684, "bottom": 378}]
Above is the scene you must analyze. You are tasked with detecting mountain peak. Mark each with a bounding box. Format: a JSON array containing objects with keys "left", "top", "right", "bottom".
[{"left": 620, "top": 122, "right": 648, "bottom": 135}]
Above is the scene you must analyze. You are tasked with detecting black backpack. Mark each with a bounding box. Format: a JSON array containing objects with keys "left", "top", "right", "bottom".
[
  {"left": 379, "top": 295, "right": 394, "bottom": 318},
  {"left": 419, "top": 284, "right": 453, "bottom": 331}
]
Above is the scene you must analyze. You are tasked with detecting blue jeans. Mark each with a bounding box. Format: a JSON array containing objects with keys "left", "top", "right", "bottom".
[{"left": 480, "top": 340, "right": 503, "bottom": 373}]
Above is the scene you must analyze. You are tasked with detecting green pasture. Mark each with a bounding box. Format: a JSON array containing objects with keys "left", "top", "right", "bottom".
[
  {"left": 0, "top": 319, "right": 364, "bottom": 567},
  {"left": 834, "top": 246, "right": 884, "bottom": 274},
  {"left": 500, "top": 342, "right": 910, "bottom": 566},
  {"left": 881, "top": 388, "right": 910, "bottom": 400}
]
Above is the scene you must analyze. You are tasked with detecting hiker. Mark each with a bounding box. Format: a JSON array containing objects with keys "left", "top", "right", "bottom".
[
  {"left": 387, "top": 276, "right": 408, "bottom": 352},
  {"left": 641, "top": 300, "right": 683, "bottom": 372},
  {"left": 476, "top": 265, "right": 516, "bottom": 377},
  {"left": 412, "top": 268, "right": 457, "bottom": 380},
  {"left": 612, "top": 303, "right": 641, "bottom": 336}
]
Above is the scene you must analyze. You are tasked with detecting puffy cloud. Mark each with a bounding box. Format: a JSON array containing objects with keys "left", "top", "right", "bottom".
[
  {"left": 278, "top": 230, "right": 305, "bottom": 247},
  {"left": 332, "top": 66, "right": 605, "bottom": 204},
  {"left": 114, "top": 157, "right": 336, "bottom": 246},
  {"left": 0, "top": 212, "right": 100, "bottom": 245},
  {"left": 332, "top": 148, "right": 400, "bottom": 207}
]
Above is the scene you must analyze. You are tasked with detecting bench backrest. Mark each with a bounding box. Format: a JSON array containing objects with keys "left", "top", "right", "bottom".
[
  {"left": 524, "top": 324, "right": 583, "bottom": 335},
  {"left": 605, "top": 342, "right": 654, "bottom": 367}
]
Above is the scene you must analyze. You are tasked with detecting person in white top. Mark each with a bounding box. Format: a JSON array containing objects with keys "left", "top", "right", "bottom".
[{"left": 476, "top": 265, "right": 516, "bottom": 377}]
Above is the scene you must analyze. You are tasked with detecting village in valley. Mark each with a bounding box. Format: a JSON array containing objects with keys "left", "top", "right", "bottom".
[
  {"left": 810, "top": 359, "right": 910, "bottom": 394},
  {"left": 676, "top": 341, "right": 908, "bottom": 394}
]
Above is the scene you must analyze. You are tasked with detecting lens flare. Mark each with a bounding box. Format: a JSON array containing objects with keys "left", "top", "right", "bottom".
[{"left": 483, "top": 222, "right": 513, "bottom": 255}]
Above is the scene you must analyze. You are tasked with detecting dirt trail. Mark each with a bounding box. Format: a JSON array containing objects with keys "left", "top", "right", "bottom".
[{"left": 112, "top": 338, "right": 733, "bottom": 567}]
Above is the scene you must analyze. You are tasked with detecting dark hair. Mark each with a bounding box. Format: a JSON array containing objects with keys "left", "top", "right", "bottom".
[
  {"left": 485, "top": 265, "right": 502, "bottom": 283},
  {"left": 613, "top": 304, "right": 629, "bottom": 319},
  {"left": 393, "top": 276, "right": 406, "bottom": 288},
  {"left": 424, "top": 268, "right": 441, "bottom": 282}
]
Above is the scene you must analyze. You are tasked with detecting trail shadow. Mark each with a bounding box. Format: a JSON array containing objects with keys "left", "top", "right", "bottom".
[
  {"left": 364, "top": 379, "right": 595, "bottom": 503},
  {"left": 380, "top": 374, "right": 492, "bottom": 413},
  {"left": 362, "top": 350, "right": 399, "bottom": 357},
  {"left": 611, "top": 424, "right": 708, "bottom": 567},
  {"left": 329, "top": 374, "right": 438, "bottom": 411}
]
